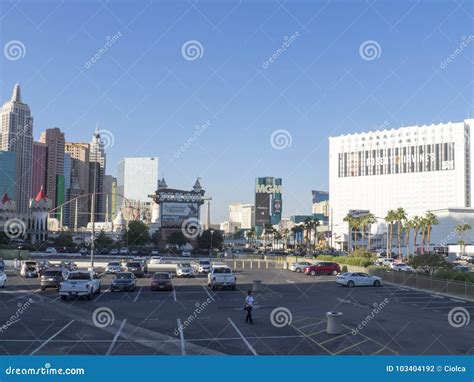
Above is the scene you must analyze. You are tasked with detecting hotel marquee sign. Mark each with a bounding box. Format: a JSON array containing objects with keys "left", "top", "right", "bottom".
[{"left": 338, "top": 142, "right": 455, "bottom": 178}]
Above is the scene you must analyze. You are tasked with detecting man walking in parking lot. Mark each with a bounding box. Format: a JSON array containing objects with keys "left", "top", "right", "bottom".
[{"left": 245, "top": 290, "right": 254, "bottom": 324}]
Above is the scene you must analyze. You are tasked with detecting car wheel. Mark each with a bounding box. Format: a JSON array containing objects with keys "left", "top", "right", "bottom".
[
  {"left": 373, "top": 280, "right": 381, "bottom": 287},
  {"left": 61, "top": 295, "right": 67, "bottom": 301},
  {"left": 310, "top": 270, "right": 316, "bottom": 276},
  {"left": 232, "top": 286, "right": 236, "bottom": 291},
  {"left": 347, "top": 281, "right": 355, "bottom": 288},
  {"left": 332, "top": 270, "right": 338, "bottom": 276},
  {"left": 212, "top": 285, "right": 216, "bottom": 291},
  {"left": 40, "top": 287, "right": 45, "bottom": 291},
  {"left": 87, "top": 290, "right": 93, "bottom": 300},
  {"left": 296, "top": 268, "right": 301, "bottom": 273}
]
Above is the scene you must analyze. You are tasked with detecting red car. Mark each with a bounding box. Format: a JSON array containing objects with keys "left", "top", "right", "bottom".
[
  {"left": 304, "top": 262, "right": 340, "bottom": 276},
  {"left": 151, "top": 272, "right": 173, "bottom": 291}
]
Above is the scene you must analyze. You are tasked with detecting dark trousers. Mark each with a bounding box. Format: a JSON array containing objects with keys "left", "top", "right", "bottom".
[{"left": 245, "top": 306, "right": 253, "bottom": 323}]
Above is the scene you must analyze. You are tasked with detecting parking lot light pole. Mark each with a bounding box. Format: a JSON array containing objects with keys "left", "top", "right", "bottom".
[{"left": 209, "top": 229, "right": 214, "bottom": 257}]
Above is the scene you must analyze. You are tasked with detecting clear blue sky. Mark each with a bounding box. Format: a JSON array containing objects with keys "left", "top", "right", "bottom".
[{"left": 1, "top": 0, "right": 473, "bottom": 222}]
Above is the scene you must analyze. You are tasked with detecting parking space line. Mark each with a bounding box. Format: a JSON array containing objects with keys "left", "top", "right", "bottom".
[
  {"left": 133, "top": 287, "right": 143, "bottom": 303},
  {"left": 106, "top": 319, "right": 127, "bottom": 355},
  {"left": 177, "top": 318, "right": 185, "bottom": 355},
  {"left": 94, "top": 288, "right": 110, "bottom": 302},
  {"left": 319, "top": 332, "right": 350, "bottom": 345},
  {"left": 173, "top": 288, "right": 177, "bottom": 302},
  {"left": 334, "top": 338, "right": 369, "bottom": 355},
  {"left": 227, "top": 318, "right": 258, "bottom": 356},
  {"left": 202, "top": 285, "right": 215, "bottom": 302},
  {"left": 30, "top": 320, "right": 75, "bottom": 355}
]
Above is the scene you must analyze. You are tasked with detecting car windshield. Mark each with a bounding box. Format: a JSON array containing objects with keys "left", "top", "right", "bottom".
[
  {"left": 213, "top": 267, "right": 231, "bottom": 274},
  {"left": 153, "top": 273, "right": 170, "bottom": 279},
  {"left": 127, "top": 262, "right": 141, "bottom": 267},
  {"left": 200, "top": 261, "right": 210, "bottom": 265},
  {"left": 43, "top": 270, "right": 62, "bottom": 277},
  {"left": 116, "top": 273, "right": 132, "bottom": 279},
  {"left": 68, "top": 272, "right": 90, "bottom": 280},
  {"left": 108, "top": 262, "right": 120, "bottom": 266}
]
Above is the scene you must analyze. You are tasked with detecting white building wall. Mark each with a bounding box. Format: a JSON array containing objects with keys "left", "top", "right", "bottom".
[
  {"left": 118, "top": 157, "right": 159, "bottom": 204},
  {"left": 329, "top": 120, "right": 473, "bottom": 241}
]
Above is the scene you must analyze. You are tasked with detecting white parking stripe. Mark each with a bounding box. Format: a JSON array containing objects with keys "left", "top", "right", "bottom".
[
  {"left": 202, "top": 285, "right": 215, "bottom": 302},
  {"left": 133, "top": 287, "right": 143, "bottom": 302},
  {"left": 227, "top": 318, "right": 258, "bottom": 356},
  {"left": 30, "top": 320, "right": 75, "bottom": 355},
  {"left": 177, "top": 318, "right": 185, "bottom": 355},
  {"left": 106, "top": 319, "right": 127, "bottom": 355},
  {"left": 173, "top": 288, "right": 177, "bottom": 302}
]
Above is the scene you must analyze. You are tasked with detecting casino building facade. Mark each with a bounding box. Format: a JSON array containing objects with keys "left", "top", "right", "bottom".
[{"left": 329, "top": 119, "right": 474, "bottom": 251}]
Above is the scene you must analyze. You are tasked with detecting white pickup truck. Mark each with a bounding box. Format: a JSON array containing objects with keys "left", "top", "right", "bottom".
[
  {"left": 59, "top": 271, "right": 101, "bottom": 300},
  {"left": 208, "top": 266, "right": 236, "bottom": 291}
]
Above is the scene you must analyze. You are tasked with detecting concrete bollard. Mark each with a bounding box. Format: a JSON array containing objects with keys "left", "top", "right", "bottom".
[
  {"left": 326, "top": 311, "right": 343, "bottom": 334},
  {"left": 252, "top": 280, "right": 262, "bottom": 292}
]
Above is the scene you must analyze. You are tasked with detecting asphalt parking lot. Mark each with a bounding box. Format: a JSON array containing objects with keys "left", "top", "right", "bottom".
[{"left": 0, "top": 267, "right": 472, "bottom": 356}]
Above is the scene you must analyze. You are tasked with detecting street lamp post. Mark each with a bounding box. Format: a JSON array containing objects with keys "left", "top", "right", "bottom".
[{"left": 209, "top": 229, "right": 214, "bottom": 257}]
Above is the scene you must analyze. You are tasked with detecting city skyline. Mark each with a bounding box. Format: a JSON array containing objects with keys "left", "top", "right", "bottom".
[{"left": 2, "top": 1, "right": 472, "bottom": 222}]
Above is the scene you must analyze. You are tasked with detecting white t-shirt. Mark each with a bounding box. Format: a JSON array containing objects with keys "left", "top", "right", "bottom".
[{"left": 245, "top": 295, "right": 254, "bottom": 307}]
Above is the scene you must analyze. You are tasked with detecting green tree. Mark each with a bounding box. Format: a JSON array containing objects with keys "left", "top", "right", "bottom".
[
  {"left": 167, "top": 231, "right": 187, "bottom": 248},
  {"left": 94, "top": 230, "right": 114, "bottom": 249},
  {"left": 123, "top": 220, "right": 150, "bottom": 247},
  {"left": 362, "top": 213, "right": 377, "bottom": 252},
  {"left": 53, "top": 233, "right": 75, "bottom": 249},
  {"left": 455, "top": 223, "right": 471, "bottom": 257},
  {"left": 412, "top": 215, "right": 422, "bottom": 255},
  {"left": 403, "top": 218, "right": 415, "bottom": 258},
  {"left": 343, "top": 214, "right": 356, "bottom": 252},
  {"left": 198, "top": 229, "right": 224, "bottom": 251},
  {"left": 385, "top": 210, "right": 397, "bottom": 257},
  {"left": 394, "top": 207, "right": 407, "bottom": 259},
  {"left": 424, "top": 212, "right": 438, "bottom": 254},
  {"left": 408, "top": 253, "right": 452, "bottom": 275}
]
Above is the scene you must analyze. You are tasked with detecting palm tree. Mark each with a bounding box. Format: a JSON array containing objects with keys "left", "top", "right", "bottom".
[
  {"left": 283, "top": 228, "right": 290, "bottom": 250},
  {"left": 403, "top": 218, "right": 414, "bottom": 258},
  {"left": 412, "top": 215, "right": 422, "bottom": 255},
  {"left": 455, "top": 223, "right": 471, "bottom": 257},
  {"left": 246, "top": 228, "right": 256, "bottom": 246},
  {"left": 385, "top": 210, "right": 397, "bottom": 257},
  {"left": 264, "top": 224, "right": 274, "bottom": 250},
  {"left": 424, "top": 212, "right": 438, "bottom": 254},
  {"left": 394, "top": 207, "right": 407, "bottom": 259},
  {"left": 343, "top": 214, "right": 356, "bottom": 252},
  {"left": 364, "top": 213, "right": 377, "bottom": 252}
]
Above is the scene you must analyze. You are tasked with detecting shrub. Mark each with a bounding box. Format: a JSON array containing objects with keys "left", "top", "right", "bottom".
[
  {"left": 433, "top": 270, "right": 474, "bottom": 283},
  {"left": 341, "top": 265, "right": 348, "bottom": 273}
]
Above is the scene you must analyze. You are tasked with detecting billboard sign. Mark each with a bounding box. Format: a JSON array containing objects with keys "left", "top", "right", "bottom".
[
  {"left": 161, "top": 203, "right": 199, "bottom": 217},
  {"left": 273, "top": 199, "right": 282, "bottom": 215},
  {"left": 255, "top": 184, "right": 282, "bottom": 194},
  {"left": 255, "top": 193, "right": 270, "bottom": 226}
]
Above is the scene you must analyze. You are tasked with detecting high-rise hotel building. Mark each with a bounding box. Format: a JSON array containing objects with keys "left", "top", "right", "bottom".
[
  {"left": 0, "top": 84, "right": 33, "bottom": 214},
  {"left": 329, "top": 119, "right": 474, "bottom": 246}
]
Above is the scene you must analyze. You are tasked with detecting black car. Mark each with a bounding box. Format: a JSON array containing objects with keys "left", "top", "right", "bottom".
[
  {"left": 125, "top": 262, "right": 144, "bottom": 278},
  {"left": 40, "top": 269, "right": 65, "bottom": 290},
  {"left": 111, "top": 272, "right": 136, "bottom": 292}
]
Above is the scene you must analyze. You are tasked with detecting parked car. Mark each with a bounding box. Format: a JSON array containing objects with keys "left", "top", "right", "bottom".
[
  {"left": 149, "top": 257, "right": 163, "bottom": 265},
  {"left": 45, "top": 247, "right": 57, "bottom": 255},
  {"left": 40, "top": 269, "right": 65, "bottom": 290},
  {"left": 110, "top": 248, "right": 119, "bottom": 255},
  {"left": 59, "top": 271, "right": 101, "bottom": 300},
  {"left": 289, "top": 261, "right": 313, "bottom": 273},
  {"left": 0, "top": 271, "right": 7, "bottom": 287},
  {"left": 453, "top": 265, "right": 471, "bottom": 273},
  {"left": 382, "top": 258, "right": 395, "bottom": 267},
  {"left": 304, "top": 262, "right": 340, "bottom": 276},
  {"left": 151, "top": 250, "right": 160, "bottom": 256},
  {"left": 124, "top": 262, "right": 144, "bottom": 278},
  {"left": 390, "top": 263, "right": 414, "bottom": 272},
  {"left": 336, "top": 272, "right": 383, "bottom": 287},
  {"left": 151, "top": 272, "right": 173, "bottom": 291},
  {"left": 63, "top": 261, "right": 77, "bottom": 271},
  {"left": 20, "top": 261, "right": 39, "bottom": 278},
  {"left": 193, "top": 260, "right": 212, "bottom": 274},
  {"left": 176, "top": 263, "right": 194, "bottom": 278},
  {"left": 37, "top": 260, "right": 51, "bottom": 275},
  {"left": 105, "top": 261, "right": 122, "bottom": 274},
  {"left": 181, "top": 250, "right": 191, "bottom": 257},
  {"left": 119, "top": 247, "right": 129, "bottom": 255},
  {"left": 133, "top": 258, "right": 148, "bottom": 274},
  {"left": 111, "top": 272, "right": 136, "bottom": 292},
  {"left": 208, "top": 266, "right": 236, "bottom": 291},
  {"left": 79, "top": 248, "right": 88, "bottom": 255}
]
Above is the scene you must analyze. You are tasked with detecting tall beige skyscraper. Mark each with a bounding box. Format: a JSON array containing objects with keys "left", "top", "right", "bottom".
[
  {"left": 89, "top": 127, "right": 106, "bottom": 222},
  {"left": 0, "top": 84, "right": 33, "bottom": 214},
  {"left": 39, "top": 127, "right": 65, "bottom": 209}
]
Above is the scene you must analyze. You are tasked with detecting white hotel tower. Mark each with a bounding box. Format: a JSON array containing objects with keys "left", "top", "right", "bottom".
[{"left": 329, "top": 119, "right": 474, "bottom": 250}]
